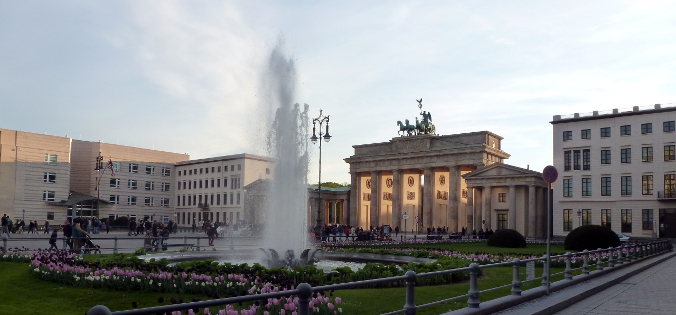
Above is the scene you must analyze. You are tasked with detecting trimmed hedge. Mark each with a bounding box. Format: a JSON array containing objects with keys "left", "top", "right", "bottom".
[
  {"left": 487, "top": 229, "right": 526, "bottom": 248},
  {"left": 564, "top": 225, "right": 620, "bottom": 251}
]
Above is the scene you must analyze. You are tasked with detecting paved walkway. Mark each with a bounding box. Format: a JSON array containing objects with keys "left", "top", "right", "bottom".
[{"left": 553, "top": 253, "right": 676, "bottom": 315}]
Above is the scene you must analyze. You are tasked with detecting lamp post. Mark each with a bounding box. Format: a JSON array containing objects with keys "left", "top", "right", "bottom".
[
  {"left": 577, "top": 209, "right": 582, "bottom": 227},
  {"left": 94, "top": 152, "right": 104, "bottom": 219},
  {"left": 310, "top": 109, "right": 331, "bottom": 237}
]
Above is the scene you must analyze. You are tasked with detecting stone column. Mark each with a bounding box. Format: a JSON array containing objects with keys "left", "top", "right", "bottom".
[
  {"left": 448, "top": 166, "right": 459, "bottom": 232},
  {"left": 370, "top": 171, "right": 380, "bottom": 228},
  {"left": 483, "top": 186, "right": 492, "bottom": 231},
  {"left": 474, "top": 188, "right": 482, "bottom": 232},
  {"left": 466, "top": 186, "right": 474, "bottom": 233},
  {"left": 538, "top": 186, "right": 546, "bottom": 238},
  {"left": 392, "top": 169, "right": 402, "bottom": 229},
  {"left": 423, "top": 167, "right": 434, "bottom": 230},
  {"left": 509, "top": 185, "right": 517, "bottom": 230},
  {"left": 528, "top": 185, "right": 536, "bottom": 238},
  {"left": 349, "top": 172, "right": 358, "bottom": 227}
]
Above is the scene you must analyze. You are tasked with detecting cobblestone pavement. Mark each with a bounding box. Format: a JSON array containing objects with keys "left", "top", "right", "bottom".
[{"left": 554, "top": 254, "right": 676, "bottom": 315}]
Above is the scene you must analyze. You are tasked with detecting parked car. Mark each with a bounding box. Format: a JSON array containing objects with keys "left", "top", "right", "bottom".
[{"left": 616, "top": 233, "right": 630, "bottom": 242}]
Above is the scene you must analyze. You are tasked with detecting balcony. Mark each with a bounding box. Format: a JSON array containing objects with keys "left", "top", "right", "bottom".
[{"left": 657, "top": 190, "right": 676, "bottom": 201}]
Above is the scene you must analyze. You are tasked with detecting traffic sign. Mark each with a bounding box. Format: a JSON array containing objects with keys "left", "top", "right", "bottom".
[
  {"left": 402, "top": 214, "right": 409, "bottom": 220},
  {"left": 542, "top": 165, "right": 558, "bottom": 183}
]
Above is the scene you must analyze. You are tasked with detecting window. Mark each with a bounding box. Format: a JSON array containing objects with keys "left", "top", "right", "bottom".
[
  {"left": 563, "top": 209, "right": 572, "bottom": 231},
  {"left": 161, "top": 198, "right": 170, "bottom": 207},
  {"left": 601, "top": 209, "right": 611, "bottom": 229},
  {"left": 582, "top": 209, "right": 591, "bottom": 226},
  {"left": 498, "top": 213, "right": 508, "bottom": 230},
  {"left": 129, "top": 163, "right": 139, "bottom": 173},
  {"left": 218, "top": 166, "right": 221, "bottom": 172},
  {"left": 563, "top": 178, "right": 573, "bottom": 197},
  {"left": 601, "top": 177, "right": 611, "bottom": 196},
  {"left": 110, "top": 178, "right": 120, "bottom": 188},
  {"left": 564, "top": 151, "right": 572, "bottom": 171},
  {"left": 563, "top": 131, "right": 572, "bottom": 141},
  {"left": 199, "top": 180, "right": 203, "bottom": 189},
  {"left": 127, "top": 196, "right": 137, "bottom": 205},
  {"left": 642, "top": 209, "right": 653, "bottom": 230},
  {"left": 665, "top": 145, "right": 675, "bottom": 161},
  {"left": 145, "top": 181, "right": 154, "bottom": 190},
  {"left": 162, "top": 167, "right": 171, "bottom": 176},
  {"left": 641, "top": 123, "right": 652, "bottom": 134},
  {"left": 162, "top": 183, "right": 170, "bottom": 191},
  {"left": 188, "top": 181, "right": 191, "bottom": 189},
  {"left": 177, "top": 181, "right": 181, "bottom": 190},
  {"left": 211, "top": 167, "right": 215, "bottom": 173},
  {"left": 189, "top": 170, "right": 192, "bottom": 175},
  {"left": 237, "top": 164, "right": 242, "bottom": 171},
  {"left": 621, "top": 176, "right": 632, "bottom": 196},
  {"left": 146, "top": 165, "right": 155, "bottom": 175},
  {"left": 642, "top": 147, "right": 653, "bottom": 162},
  {"left": 573, "top": 150, "right": 581, "bottom": 170},
  {"left": 216, "top": 194, "right": 221, "bottom": 205},
  {"left": 128, "top": 179, "right": 138, "bottom": 190},
  {"left": 200, "top": 168, "right": 203, "bottom": 174},
  {"left": 498, "top": 193, "right": 507, "bottom": 202},
  {"left": 664, "top": 121, "right": 675, "bottom": 132},
  {"left": 266, "top": 168, "right": 271, "bottom": 175},
  {"left": 601, "top": 150, "right": 611, "bottom": 164},
  {"left": 211, "top": 179, "right": 215, "bottom": 187},
  {"left": 211, "top": 194, "right": 214, "bottom": 205},
  {"left": 583, "top": 149, "right": 590, "bottom": 170},
  {"left": 581, "top": 129, "right": 591, "bottom": 139},
  {"left": 109, "top": 195, "right": 120, "bottom": 205},
  {"left": 231, "top": 165, "right": 234, "bottom": 171},
  {"left": 224, "top": 177, "right": 228, "bottom": 187},
  {"left": 620, "top": 125, "right": 631, "bottom": 136},
  {"left": 582, "top": 178, "right": 592, "bottom": 196},
  {"left": 217, "top": 178, "right": 221, "bottom": 187},
  {"left": 145, "top": 197, "right": 154, "bottom": 207},
  {"left": 600, "top": 127, "right": 611, "bottom": 138},
  {"left": 112, "top": 162, "right": 121, "bottom": 172},
  {"left": 183, "top": 181, "right": 186, "bottom": 190},
  {"left": 621, "top": 148, "right": 631, "bottom": 163},
  {"left": 47, "top": 212, "right": 55, "bottom": 220},
  {"left": 230, "top": 193, "right": 234, "bottom": 205},
  {"left": 44, "top": 154, "right": 58, "bottom": 165},
  {"left": 205, "top": 167, "right": 209, "bottom": 174},
  {"left": 665, "top": 174, "right": 676, "bottom": 198},
  {"left": 621, "top": 209, "right": 632, "bottom": 233},
  {"left": 642, "top": 175, "right": 654, "bottom": 195},
  {"left": 43, "top": 172, "right": 56, "bottom": 183},
  {"left": 236, "top": 192, "right": 240, "bottom": 204},
  {"left": 42, "top": 191, "right": 55, "bottom": 201}
]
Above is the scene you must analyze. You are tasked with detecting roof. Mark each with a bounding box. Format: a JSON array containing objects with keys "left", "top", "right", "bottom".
[{"left": 47, "top": 191, "right": 111, "bottom": 206}]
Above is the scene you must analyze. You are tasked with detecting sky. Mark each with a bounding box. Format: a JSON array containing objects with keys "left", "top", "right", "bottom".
[{"left": 2, "top": 1, "right": 676, "bottom": 184}]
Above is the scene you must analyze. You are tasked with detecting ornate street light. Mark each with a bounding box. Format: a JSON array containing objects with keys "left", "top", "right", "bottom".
[
  {"left": 94, "top": 152, "right": 104, "bottom": 219},
  {"left": 311, "top": 110, "right": 331, "bottom": 235}
]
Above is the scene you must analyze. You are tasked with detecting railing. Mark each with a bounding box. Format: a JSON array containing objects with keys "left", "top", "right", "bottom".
[
  {"left": 85, "top": 240, "right": 673, "bottom": 315},
  {"left": 657, "top": 190, "right": 676, "bottom": 199},
  {"left": 0, "top": 235, "right": 219, "bottom": 254}
]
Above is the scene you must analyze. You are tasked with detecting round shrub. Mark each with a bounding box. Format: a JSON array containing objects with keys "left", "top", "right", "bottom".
[
  {"left": 564, "top": 225, "right": 620, "bottom": 251},
  {"left": 487, "top": 229, "right": 527, "bottom": 248}
]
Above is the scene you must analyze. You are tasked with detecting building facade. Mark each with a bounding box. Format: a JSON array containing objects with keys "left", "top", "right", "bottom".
[
  {"left": 174, "top": 154, "right": 274, "bottom": 226},
  {"left": 551, "top": 104, "right": 676, "bottom": 238}
]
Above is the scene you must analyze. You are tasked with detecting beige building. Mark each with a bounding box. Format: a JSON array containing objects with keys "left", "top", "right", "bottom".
[
  {"left": 552, "top": 104, "right": 676, "bottom": 238},
  {"left": 0, "top": 129, "right": 72, "bottom": 223},
  {"left": 69, "top": 140, "right": 188, "bottom": 223},
  {"left": 344, "top": 132, "right": 547, "bottom": 237},
  {"left": 174, "top": 154, "right": 274, "bottom": 226}
]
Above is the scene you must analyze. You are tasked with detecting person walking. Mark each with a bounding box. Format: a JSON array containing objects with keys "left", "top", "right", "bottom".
[
  {"left": 62, "top": 220, "right": 73, "bottom": 249},
  {"left": 71, "top": 218, "right": 89, "bottom": 254},
  {"left": 44, "top": 220, "right": 50, "bottom": 234},
  {"left": 28, "top": 220, "right": 36, "bottom": 234},
  {"left": 1, "top": 214, "right": 10, "bottom": 237},
  {"left": 48, "top": 229, "right": 58, "bottom": 250}
]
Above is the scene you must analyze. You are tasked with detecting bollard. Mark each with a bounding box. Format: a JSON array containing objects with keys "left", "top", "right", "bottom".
[
  {"left": 113, "top": 237, "right": 118, "bottom": 254},
  {"left": 196, "top": 237, "right": 201, "bottom": 251},
  {"left": 2, "top": 236, "right": 6, "bottom": 254},
  {"left": 414, "top": 235, "right": 416, "bottom": 241},
  {"left": 564, "top": 252, "right": 573, "bottom": 280},
  {"left": 607, "top": 248, "right": 614, "bottom": 268},
  {"left": 467, "top": 263, "right": 481, "bottom": 308},
  {"left": 582, "top": 250, "right": 590, "bottom": 274},
  {"left": 596, "top": 248, "right": 604, "bottom": 271},
  {"left": 296, "top": 283, "right": 312, "bottom": 315},
  {"left": 639, "top": 244, "right": 644, "bottom": 258},
  {"left": 404, "top": 270, "right": 417, "bottom": 314},
  {"left": 511, "top": 258, "right": 521, "bottom": 295}
]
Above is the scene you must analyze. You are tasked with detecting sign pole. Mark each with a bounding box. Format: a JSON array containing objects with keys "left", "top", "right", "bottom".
[{"left": 541, "top": 165, "right": 557, "bottom": 296}]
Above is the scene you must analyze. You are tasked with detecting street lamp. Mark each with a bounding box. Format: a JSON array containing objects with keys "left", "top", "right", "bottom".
[
  {"left": 94, "top": 152, "right": 104, "bottom": 219},
  {"left": 577, "top": 209, "right": 582, "bottom": 227},
  {"left": 310, "top": 109, "right": 331, "bottom": 236}
]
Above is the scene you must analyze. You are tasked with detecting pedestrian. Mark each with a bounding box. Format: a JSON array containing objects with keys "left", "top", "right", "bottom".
[
  {"left": 48, "top": 229, "right": 58, "bottom": 250},
  {"left": 71, "top": 218, "right": 89, "bottom": 254},
  {"left": 395, "top": 226, "right": 400, "bottom": 237},
  {"left": 44, "top": 220, "right": 50, "bottom": 234},
  {"left": 1, "top": 214, "right": 10, "bottom": 237},
  {"left": 62, "top": 220, "right": 73, "bottom": 249},
  {"left": 192, "top": 222, "right": 196, "bottom": 234},
  {"left": 29, "top": 220, "right": 36, "bottom": 234},
  {"left": 105, "top": 219, "right": 110, "bottom": 233},
  {"left": 100, "top": 220, "right": 106, "bottom": 234}
]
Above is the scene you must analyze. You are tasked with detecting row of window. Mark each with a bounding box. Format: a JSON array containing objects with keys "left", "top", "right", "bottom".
[
  {"left": 178, "top": 164, "right": 245, "bottom": 176},
  {"left": 563, "top": 121, "right": 676, "bottom": 141},
  {"left": 176, "top": 211, "right": 241, "bottom": 225},
  {"left": 109, "top": 195, "right": 170, "bottom": 207},
  {"left": 563, "top": 145, "right": 675, "bottom": 170},
  {"left": 110, "top": 179, "right": 171, "bottom": 191},
  {"left": 562, "top": 208, "right": 653, "bottom": 233},
  {"left": 562, "top": 174, "right": 674, "bottom": 197},
  {"left": 125, "top": 163, "right": 171, "bottom": 176},
  {"left": 177, "top": 177, "right": 242, "bottom": 190},
  {"left": 178, "top": 193, "right": 241, "bottom": 207}
]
